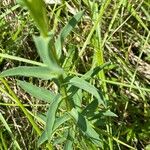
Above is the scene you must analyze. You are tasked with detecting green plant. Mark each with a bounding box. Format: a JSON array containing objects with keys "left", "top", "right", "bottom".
[
  {"left": 1, "top": 0, "right": 149, "bottom": 149},
  {"left": 0, "top": 0, "right": 117, "bottom": 149}
]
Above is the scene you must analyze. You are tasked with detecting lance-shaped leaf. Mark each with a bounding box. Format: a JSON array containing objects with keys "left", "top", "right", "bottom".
[
  {"left": 33, "top": 35, "right": 59, "bottom": 70},
  {"left": 17, "top": 80, "right": 56, "bottom": 103},
  {"left": 38, "top": 131, "right": 48, "bottom": 147},
  {"left": 55, "top": 11, "right": 84, "bottom": 58},
  {"left": 69, "top": 77, "right": 105, "bottom": 106},
  {"left": 38, "top": 114, "right": 70, "bottom": 146},
  {"left": 53, "top": 114, "right": 70, "bottom": 132},
  {"left": 0, "top": 113, "right": 21, "bottom": 149},
  {"left": 82, "top": 62, "right": 111, "bottom": 80},
  {"left": 70, "top": 108, "right": 103, "bottom": 148},
  {"left": 0, "top": 66, "right": 63, "bottom": 80},
  {"left": 46, "top": 94, "right": 61, "bottom": 140},
  {"left": 64, "top": 128, "right": 75, "bottom": 150},
  {"left": 17, "top": 0, "right": 48, "bottom": 36}
]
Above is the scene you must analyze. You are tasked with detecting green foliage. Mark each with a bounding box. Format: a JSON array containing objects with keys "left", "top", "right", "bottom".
[
  {"left": 17, "top": 0, "right": 48, "bottom": 36},
  {"left": 70, "top": 108, "right": 103, "bottom": 148},
  {"left": 17, "top": 80, "right": 56, "bottom": 103},
  {"left": 0, "top": 0, "right": 150, "bottom": 149},
  {"left": 55, "top": 11, "right": 84, "bottom": 58},
  {"left": 1, "top": 0, "right": 109, "bottom": 148},
  {"left": 0, "top": 113, "right": 21, "bottom": 149},
  {"left": 69, "top": 76, "right": 105, "bottom": 106},
  {"left": 0, "top": 66, "right": 62, "bottom": 80}
]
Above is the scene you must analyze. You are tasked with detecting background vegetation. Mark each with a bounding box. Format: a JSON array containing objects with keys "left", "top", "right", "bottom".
[{"left": 0, "top": 0, "right": 150, "bottom": 149}]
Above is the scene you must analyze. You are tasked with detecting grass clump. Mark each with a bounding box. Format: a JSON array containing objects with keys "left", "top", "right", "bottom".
[{"left": 0, "top": 0, "right": 150, "bottom": 149}]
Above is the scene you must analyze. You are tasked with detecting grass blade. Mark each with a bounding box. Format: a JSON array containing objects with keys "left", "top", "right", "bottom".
[{"left": 0, "top": 113, "right": 21, "bottom": 150}]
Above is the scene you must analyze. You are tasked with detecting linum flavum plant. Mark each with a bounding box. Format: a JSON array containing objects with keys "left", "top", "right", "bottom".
[
  {"left": 0, "top": 0, "right": 141, "bottom": 149},
  {"left": 0, "top": 0, "right": 112, "bottom": 149}
]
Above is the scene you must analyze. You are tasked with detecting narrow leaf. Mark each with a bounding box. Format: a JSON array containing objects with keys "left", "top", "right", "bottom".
[
  {"left": 0, "top": 113, "right": 21, "bottom": 150},
  {"left": 64, "top": 139, "right": 73, "bottom": 150},
  {"left": 64, "top": 129, "right": 74, "bottom": 150},
  {"left": 46, "top": 94, "right": 61, "bottom": 140},
  {"left": 53, "top": 114, "right": 70, "bottom": 131},
  {"left": 82, "top": 62, "right": 110, "bottom": 80},
  {"left": 38, "top": 131, "right": 48, "bottom": 147},
  {"left": 17, "top": 80, "right": 56, "bottom": 103},
  {"left": 82, "top": 99, "right": 99, "bottom": 117},
  {"left": 55, "top": 11, "right": 84, "bottom": 58},
  {"left": 103, "top": 110, "right": 118, "bottom": 117},
  {"left": 72, "top": 89, "right": 82, "bottom": 112},
  {"left": 69, "top": 77, "right": 105, "bottom": 106},
  {"left": 70, "top": 109, "right": 103, "bottom": 147},
  {"left": 17, "top": 0, "right": 48, "bottom": 36},
  {"left": 33, "top": 35, "right": 59, "bottom": 70},
  {"left": 0, "top": 66, "right": 62, "bottom": 80}
]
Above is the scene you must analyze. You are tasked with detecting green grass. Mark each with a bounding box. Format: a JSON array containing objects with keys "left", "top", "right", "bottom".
[{"left": 0, "top": 0, "right": 150, "bottom": 149}]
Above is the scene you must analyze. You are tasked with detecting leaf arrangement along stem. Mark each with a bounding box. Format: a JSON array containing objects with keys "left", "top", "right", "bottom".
[{"left": 1, "top": 0, "right": 147, "bottom": 149}]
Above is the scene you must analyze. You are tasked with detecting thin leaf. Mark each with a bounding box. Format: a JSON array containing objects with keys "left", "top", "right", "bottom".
[
  {"left": 55, "top": 11, "right": 84, "bottom": 58},
  {"left": 70, "top": 109, "right": 103, "bottom": 147},
  {"left": 123, "top": 1, "right": 149, "bottom": 32},
  {"left": 82, "top": 99, "right": 99, "bottom": 117},
  {"left": 38, "top": 131, "right": 48, "bottom": 147},
  {"left": 0, "top": 113, "right": 21, "bottom": 150},
  {"left": 53, "top": 114, "right": 70, "bottom": 131},
  {"left": 69, "top": 77, "right": 105, "bottom": 106},
  {"left": 53, "top": 136, "right": 67, "bottom": 146},
  {"left": 46, "top": 94, "right": 61, "bottom": 140},
  {"left": 38, "top": 114, "right": 70, "bottom": 146},
  {"left": 17, "top": 80, "right": 56, "bottom": 103},
  {"left": 64, "top": 139, "right": 73, "bottom": 150},
  {"left": 0, "top": 66, "right": 63, "bottom": 80},
  {"left": 72, "top": 89, "right": 82, "bottom": 112},
  {"left": 17, "top": 0, "right": 48, "bottom": 36},
  {"left": 103, "top": 110, "right": 118, "bottom": 117},
  {"left": 64, "top": 129, "right": 74, "bottom": 150},
  {"left": 33, "top": 35, "right": 59, "bottom": 70},
  {"left": 82, "top": 62, "right": 111, "bottom": 80},
  {"left": 0, "top": 53, "right": 46, "bottom": 66}
]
